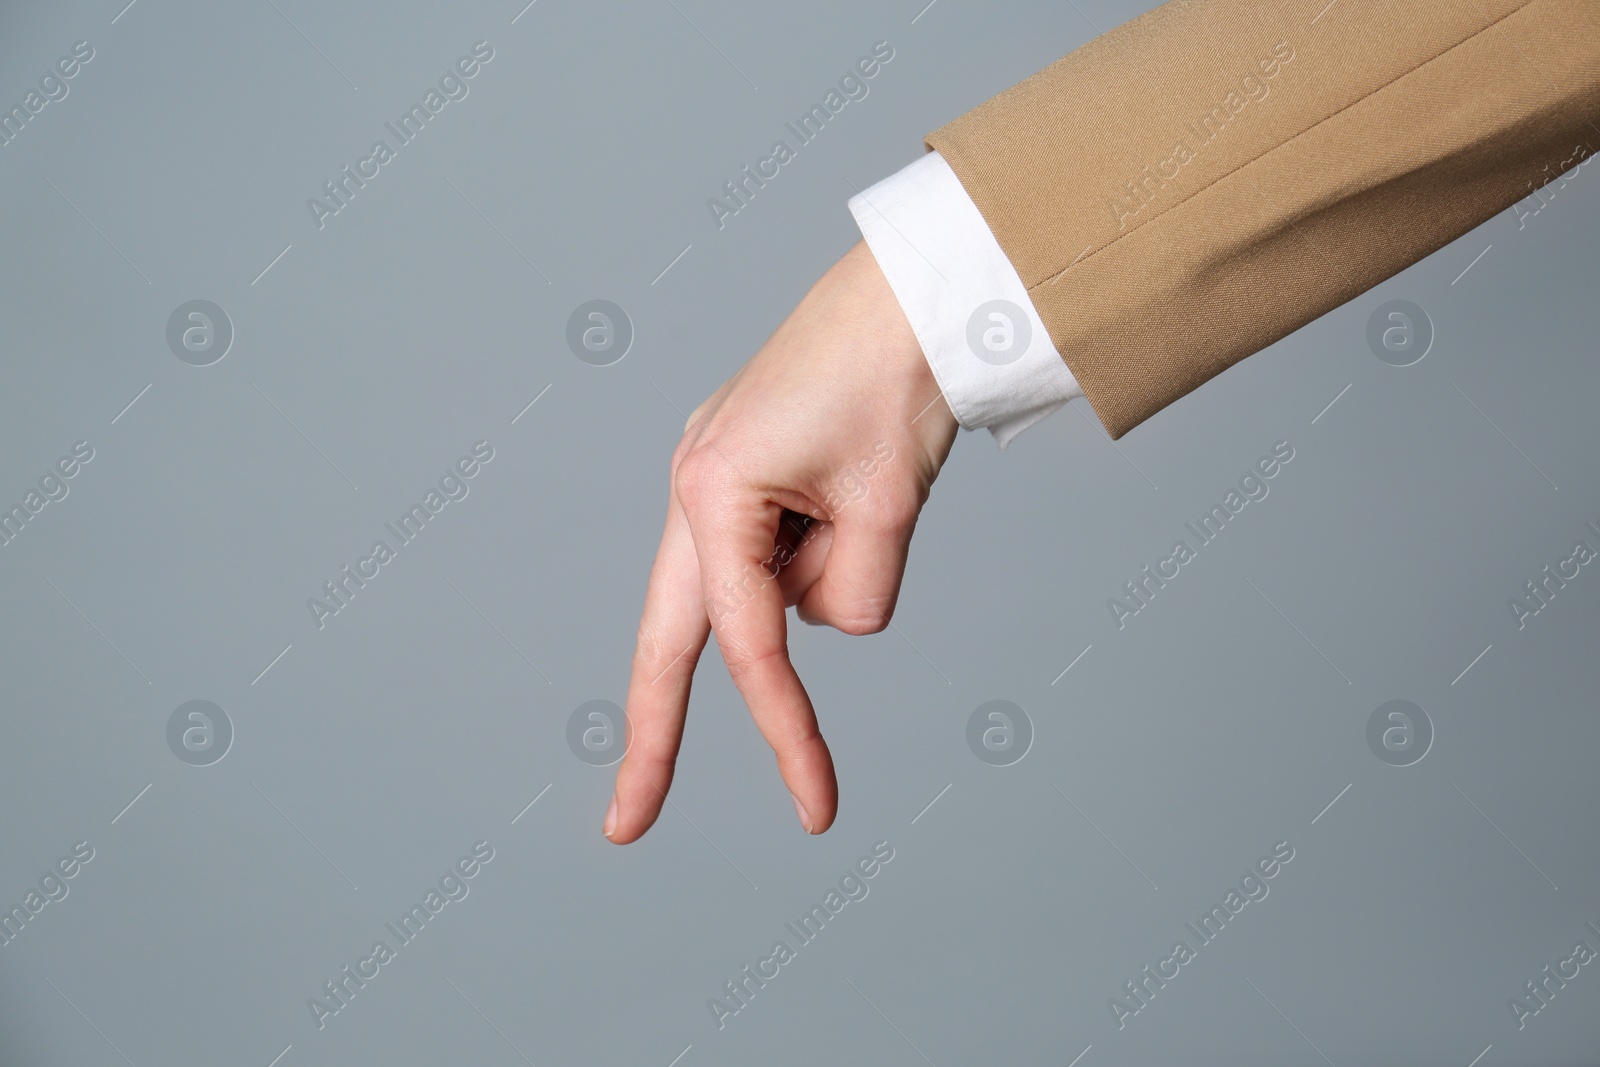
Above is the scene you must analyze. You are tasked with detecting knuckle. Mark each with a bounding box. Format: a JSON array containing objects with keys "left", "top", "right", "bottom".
[
  {"left": 670, "top": 400, "right": 715, "bottom": 475},
  {"left": 671, "top": 448, "right": 718, "bottom": 506},
  {"left": 683, "top": 398, "right": 711, "bottom": 436},
  {"left": 867, "top": 484, "right": 923, "bottom": 534},
  {"left": 720, "top": 642, "right": 787, "bottom": 682},
  {"left": 835, "top": 612, "right": 891, "bottom": 637},
  {"left": 832, "top": 591, "right": 896, "bottom": 633},
  {"left": 781, "top": 721, "right": 825, "bottom": 756},
  {"left": 802, "top": 588, "right": 893, "bottom": 636},
  {"left": 633, "top": 625, "right": 702, "bottom": 680},
  {"left": 772, "top": 723, "right": 829, "bottom": 772},
  {"left": 669, "top": 435, "right": 695, "bottom": 475}
]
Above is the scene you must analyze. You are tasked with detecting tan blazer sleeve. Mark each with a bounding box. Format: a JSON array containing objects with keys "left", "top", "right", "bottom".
[{"left": 926, "top": 0, "right": 1600, "bottom": 438}]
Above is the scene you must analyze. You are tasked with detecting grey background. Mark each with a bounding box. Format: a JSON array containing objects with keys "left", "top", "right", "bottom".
[{"left": 1, "top": 0, "right": 1597, "bottom": 1064}]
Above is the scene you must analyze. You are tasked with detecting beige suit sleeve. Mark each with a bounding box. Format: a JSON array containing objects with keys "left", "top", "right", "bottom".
[{"left": 926, "top": 0, "right": 1600, "bottom": 438}]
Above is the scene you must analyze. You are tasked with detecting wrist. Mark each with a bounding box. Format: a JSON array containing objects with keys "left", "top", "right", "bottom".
[{"left": 839, "top": 240, "right": 960, "bottom": 451}]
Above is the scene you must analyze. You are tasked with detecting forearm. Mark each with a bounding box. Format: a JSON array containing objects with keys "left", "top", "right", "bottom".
[{"left": 928, "top": 0, "right": 1600, "bottom": 437}]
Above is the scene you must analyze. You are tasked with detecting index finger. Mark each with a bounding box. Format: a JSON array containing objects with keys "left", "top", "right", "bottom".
[{"left": 606, "top": 492, "right": 711, "bottom": 844}]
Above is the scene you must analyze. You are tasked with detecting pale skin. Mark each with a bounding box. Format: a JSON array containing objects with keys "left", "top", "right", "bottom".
[{"left": 604, "top": 240, "right": 961, "bottom": 843}]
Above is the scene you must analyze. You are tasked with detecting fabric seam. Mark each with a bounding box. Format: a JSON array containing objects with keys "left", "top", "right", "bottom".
[{"left": 1024, "top": 0, "right": 1537, "bottom": 291}]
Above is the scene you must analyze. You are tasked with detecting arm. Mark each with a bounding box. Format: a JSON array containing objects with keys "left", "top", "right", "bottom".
[
  {"left": 928, "top": 0, "right": 1600, "bottom": 437},
  {"left": 605, "top": 0, "right": 1600, "bottom": 842}
]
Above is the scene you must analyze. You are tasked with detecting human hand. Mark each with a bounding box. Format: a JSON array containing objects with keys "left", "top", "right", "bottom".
[{"left": 604, "top": 240, "right": 960, "bottom": 843}]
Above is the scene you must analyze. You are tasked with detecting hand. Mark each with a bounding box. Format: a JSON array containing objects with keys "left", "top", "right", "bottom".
[{"left": 604, "top": 240, "right": 960, "bottom": 843}]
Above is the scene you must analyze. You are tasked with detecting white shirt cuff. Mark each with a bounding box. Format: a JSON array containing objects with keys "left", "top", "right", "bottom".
[{"left": 848, "top": 150, "right": 1083, "bottom": 449}]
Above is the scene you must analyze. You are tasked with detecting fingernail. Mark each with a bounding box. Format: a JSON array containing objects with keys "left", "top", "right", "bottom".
[
  {"left": 791, "top": 793, "right": 813, "bottom": 834},
  {"left": 603, "top": 794, "right": 618, "bottom": 839}
]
